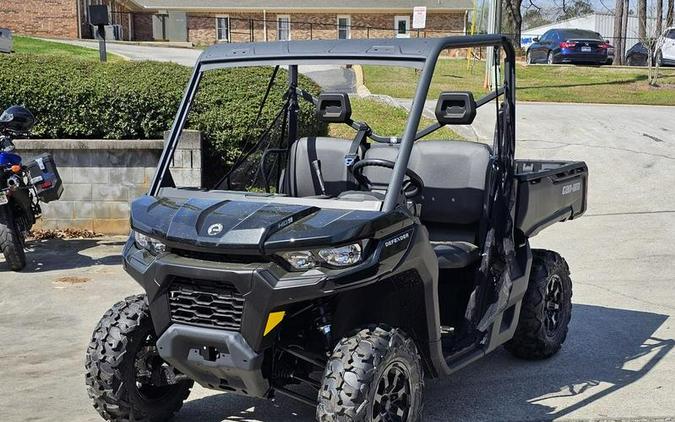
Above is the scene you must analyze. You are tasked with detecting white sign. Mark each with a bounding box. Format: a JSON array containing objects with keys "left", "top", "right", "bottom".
[{"left": 412, "top": 6, "right": 427, "bottom": 29}]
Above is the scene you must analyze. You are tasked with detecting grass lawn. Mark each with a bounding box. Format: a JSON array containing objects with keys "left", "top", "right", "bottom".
[
  {"left": 11, "top": 36, "right": 124, "bottom": 62},
  {"left": 328, "top": 97, "right": 462, "bottom": 140},
  {"left": 363, "top": 60, "right": 675, "bottom": 105}
]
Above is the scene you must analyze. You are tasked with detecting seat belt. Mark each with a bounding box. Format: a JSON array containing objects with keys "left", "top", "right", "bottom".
[{"left": 344, "top": 124, "right": 369, "bottom": 167}]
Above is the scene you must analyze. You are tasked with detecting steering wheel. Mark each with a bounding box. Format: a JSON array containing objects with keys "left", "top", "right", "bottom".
[{"left": 351, "top": 159, "right": 424, "bottom": 199}]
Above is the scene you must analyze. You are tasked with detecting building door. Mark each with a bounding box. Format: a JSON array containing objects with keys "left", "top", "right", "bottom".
[
  {"left": 395, "top": 16, "right": 410, "bottom": 38},
  {"left": 152, "top": 13, "right": 168, "bottom": 41},
  {"left": 277, "top": 15, "right": 291, "bottom": 41},
  {"left": 337, "top": 15, "right": 351, "bottom": 39},
  {"left": 166, "top": 11, "right": 187, "bottom": 42}
]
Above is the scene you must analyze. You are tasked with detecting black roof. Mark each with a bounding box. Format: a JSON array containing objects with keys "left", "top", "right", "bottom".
[{"left": 197, "top": 36, "right": 507, "bottom": 68}]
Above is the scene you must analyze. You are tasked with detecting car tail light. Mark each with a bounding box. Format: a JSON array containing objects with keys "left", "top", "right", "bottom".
[
  {"left": 598, "top": 43, "right": 611, "bottom": 49},
  {"left": 560, "top": 41, "right": 577, "bottom": 48}
]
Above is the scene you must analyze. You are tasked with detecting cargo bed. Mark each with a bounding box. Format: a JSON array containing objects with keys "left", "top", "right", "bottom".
[{"left": 514, "top": 160, "right": 588, "bottom": 236}]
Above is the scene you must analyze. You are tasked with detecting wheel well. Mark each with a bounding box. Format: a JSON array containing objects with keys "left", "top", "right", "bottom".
[{"left": 330, "top": 270, "right": 435, "bottom": 375}]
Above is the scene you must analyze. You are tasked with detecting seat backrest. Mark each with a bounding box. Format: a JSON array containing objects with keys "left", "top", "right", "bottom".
[
  {"left": 287, "top": 137, "right": 362, "bottom": 197},
  {"left": 364, "top": 140, "right": 492, "bottom": 226}
]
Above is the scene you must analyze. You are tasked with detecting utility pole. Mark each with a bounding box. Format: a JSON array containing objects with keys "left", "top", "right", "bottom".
[{"left": 485, "top": 0, "right": 502, "bottom": 90}]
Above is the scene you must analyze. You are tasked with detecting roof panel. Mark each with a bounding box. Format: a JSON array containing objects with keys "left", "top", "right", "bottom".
[{"left": 197, "top": 38, "right": 440, "bottom": 66}]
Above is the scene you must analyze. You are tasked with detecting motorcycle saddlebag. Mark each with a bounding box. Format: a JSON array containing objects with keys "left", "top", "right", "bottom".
[{"left": 26, "top": 153, "right": 63, "bottom": 203}]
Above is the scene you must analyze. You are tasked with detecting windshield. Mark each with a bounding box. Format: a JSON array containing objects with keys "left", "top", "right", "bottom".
[
  {"left": 561, "top": 30, "right": 603, "bottom": 40},
  {"left": 153, "top": 36, "right": 515, "bottom": 212}
]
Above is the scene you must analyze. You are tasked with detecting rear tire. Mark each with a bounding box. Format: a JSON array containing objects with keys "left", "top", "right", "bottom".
[
  {"left": 505, "top": 250, "right": 572, "bottom": 360},
  {"left": 0, "top": 206, "right": 26, "bottom": 271},
  {"left": 85, "top": 294, "right": 193, "bottom": 421},
  {"left": 317, "top": 325, "right": 424, "bottom": 422},
  {"left": 526, "top": 50, "right": 534, "bottom": 64}
]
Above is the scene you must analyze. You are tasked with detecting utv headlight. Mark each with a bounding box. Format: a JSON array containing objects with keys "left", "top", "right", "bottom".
[
  {"left": 279, "top": 242, "right": 363, "bottom": 271},
  {"left": 279, "top": 250, "right": 316, "bottom": 270},
  {"left": 318, "top": 243, "right": 362, "bottom": 267},
  {"left": 133, "top": 231, "right": 166, "bottom": 255}
]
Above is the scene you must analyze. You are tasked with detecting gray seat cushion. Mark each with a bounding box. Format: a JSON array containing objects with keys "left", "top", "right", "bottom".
[
  {"left": 433, "top": 241, "right": 480, "bottom": 269},
  {"left": 288, "top": 137, "right": 363, "bottom": 197}
]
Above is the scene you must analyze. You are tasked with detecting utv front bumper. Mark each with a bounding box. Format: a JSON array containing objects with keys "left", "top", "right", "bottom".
[{"left": 156, "top": 324, "right": 269, "bottom": 397}]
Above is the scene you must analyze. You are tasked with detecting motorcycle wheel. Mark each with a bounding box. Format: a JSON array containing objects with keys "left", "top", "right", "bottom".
[{"left": 0, "top": 206, "right": 27, "bottom": 271}]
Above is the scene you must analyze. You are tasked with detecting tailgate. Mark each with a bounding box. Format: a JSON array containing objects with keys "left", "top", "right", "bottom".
[{"left": 514, "top": 160, "right": 588, "bottom": 237}]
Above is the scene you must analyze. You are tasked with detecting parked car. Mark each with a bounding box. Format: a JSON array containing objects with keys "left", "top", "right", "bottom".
[
  {"left": 526, "top": 28, "right": 612, "bottom": 65},
  {"left": 0, "top": 28, "right": 12, "bottom": 54},
  {"left": 655, "top": 26, "right": 675, "bottom": 67},
  {"left": 625, "top": 41, "right": 652, "bottom": 66}
]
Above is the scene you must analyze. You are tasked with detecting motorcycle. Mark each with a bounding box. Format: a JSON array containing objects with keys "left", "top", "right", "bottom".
[{"left": 0, "top": 106, "right": 63, "bottom": 271}]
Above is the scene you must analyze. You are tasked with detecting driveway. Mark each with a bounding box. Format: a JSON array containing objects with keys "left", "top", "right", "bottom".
[
  {"left": 48, "top": 39, "right": 356, "bottom": 92},
  {"left": 1, "top": 102, "right": 674, "bottom": 421}
]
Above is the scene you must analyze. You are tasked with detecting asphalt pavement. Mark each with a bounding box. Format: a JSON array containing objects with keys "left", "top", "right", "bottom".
[
  {"left": 1, "top": 102, "right": 674, "bottom": 421},
  {"left": 48, "top": 39, "right": 356, "bottom": 92}
]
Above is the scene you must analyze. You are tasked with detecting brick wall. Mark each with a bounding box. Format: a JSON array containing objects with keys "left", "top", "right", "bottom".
[
  {"left": 182, "top": 11, "right": 465, "bottom": 45},
  {"left": 1, "top": 0, "right": 78, "bottom": 38},
  {"left": 13, "top": 131, "right": 202, "bottom": 235}
]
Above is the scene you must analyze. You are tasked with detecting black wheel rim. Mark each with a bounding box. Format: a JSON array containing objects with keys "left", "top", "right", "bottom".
[
  {"left": 372, "top": 360, "right": 412, "bottom": 422},
  {"left": 133, "top": 333, "right": 180, "bottom": 400},
  {"left": 544, "top": 274, "right": 563, "bottom": 336}
]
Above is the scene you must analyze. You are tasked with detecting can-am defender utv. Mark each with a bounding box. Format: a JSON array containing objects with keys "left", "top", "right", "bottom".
[{"left": 85, "top": 35, "right": 588, "bottom": 421}]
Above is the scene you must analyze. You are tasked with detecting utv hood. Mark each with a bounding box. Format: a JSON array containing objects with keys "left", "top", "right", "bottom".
[{"left": 130, "top": 195, "right": 386, "bottom": 253}]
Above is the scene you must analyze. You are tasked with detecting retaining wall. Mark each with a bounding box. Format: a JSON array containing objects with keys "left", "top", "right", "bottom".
[{"left": 13, "top": 131, "right": 201, "bottom": 235}]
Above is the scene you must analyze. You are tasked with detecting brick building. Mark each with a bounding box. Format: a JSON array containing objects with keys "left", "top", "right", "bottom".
[{"left": 2, "top": 0, "right": 471, "bottom": 45}]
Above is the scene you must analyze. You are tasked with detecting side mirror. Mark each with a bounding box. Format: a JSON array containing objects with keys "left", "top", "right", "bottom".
[
  {"left": 0, "top": 105, "right": 35, "bottom": 134},
  {"left": 435, "top": 92, "right": 476, "bottom": 125},
  {"left": 316, "top": 93, "right": 352, "bottom": 123},
  {"left": 533, "top": 37, "right": 539, "bottom": 42}
]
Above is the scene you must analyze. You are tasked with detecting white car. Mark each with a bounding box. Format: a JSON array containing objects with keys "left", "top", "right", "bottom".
[{"left": 655, "top": 26, "right": 675, "bottom": 66}]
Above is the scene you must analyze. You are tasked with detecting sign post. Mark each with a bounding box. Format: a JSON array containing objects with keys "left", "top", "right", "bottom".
[
  {"left": 412, "top": 6, "right": 427, "bottom": 38},
  {"left": 88, "top": 5, "right": 109, "bottom": 63}
]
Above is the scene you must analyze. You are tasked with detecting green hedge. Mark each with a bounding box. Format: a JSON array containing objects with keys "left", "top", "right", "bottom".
[{"left": 0, "top": 54, "right": 325, "bottom": 159}]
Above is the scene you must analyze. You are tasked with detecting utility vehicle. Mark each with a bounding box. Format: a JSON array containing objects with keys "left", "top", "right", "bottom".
[{"left": 85, "top": 35, "right": 588, "bottom": 421}]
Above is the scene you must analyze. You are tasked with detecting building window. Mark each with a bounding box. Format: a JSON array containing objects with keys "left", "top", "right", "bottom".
[
  {"left": 216, "top": 16, "right": 230, "bottom": 42},
  {"left": 337, "top": 15, "right": 351, "bottom": 40},
  {"left": 394, "top": 16, "right": 410, "bottom": 38},
  {"left": 277, "top": 15, "right": 291, "bottom": 41}
]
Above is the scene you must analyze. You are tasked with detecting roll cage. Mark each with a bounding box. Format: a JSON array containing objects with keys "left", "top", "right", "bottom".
[{"left": 151, "top": 35, "right": 516, "bottom": 212}]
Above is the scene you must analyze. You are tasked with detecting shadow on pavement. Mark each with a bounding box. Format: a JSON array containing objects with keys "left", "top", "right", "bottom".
[
  {"left": 0, "top": 238, "right": 124, "bottom": 273},
  {"left": 175, "top": 304, "right": 671, "bottom": 422}
]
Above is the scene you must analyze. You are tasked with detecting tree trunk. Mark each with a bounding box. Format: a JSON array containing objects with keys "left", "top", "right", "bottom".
[
  {"left": 638, "top": 0, "right": 647, "bottom": 39},
  {"left": 657, "top": 0, "right": 663, "bottom": 36},
  {"left": 613, "top": 0, "right": 624, "bottom": 64},
  {"left": 622, "top": 0, "right": 630, "bottom": 60},
  {"left": 668, "top": 0, "right": 674, "bottom": 27}
]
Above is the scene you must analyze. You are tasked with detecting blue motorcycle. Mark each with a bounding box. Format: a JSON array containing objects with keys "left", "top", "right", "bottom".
[{"left": 1, "top": 106, "right": 62, "bottom": 271}]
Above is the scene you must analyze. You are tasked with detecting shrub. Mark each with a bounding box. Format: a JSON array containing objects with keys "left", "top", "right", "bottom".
[{"left": 0, "top": 54, "right": 324, "bottom": 159}]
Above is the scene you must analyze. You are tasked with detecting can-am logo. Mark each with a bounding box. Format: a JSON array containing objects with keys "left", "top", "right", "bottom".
[
  {"left": 561, "top": 182, "right": 581, "bottom": 195},
  {"left": 385, "top": 232, "right": 410, "bottom": 248},
  {"left": 207, "top": 223, "right": 224, "bottom": 236}
]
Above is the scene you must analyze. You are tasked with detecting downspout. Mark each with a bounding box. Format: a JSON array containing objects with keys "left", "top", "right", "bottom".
[
  {"left": 76, "top": 0, "right": 82, "bottom": 38},
  {"left": 263, "top": 9, "right": 268, "bottom": 41},
  {"left": 464, "top": 10, "right": 468, "bottom": 35}
]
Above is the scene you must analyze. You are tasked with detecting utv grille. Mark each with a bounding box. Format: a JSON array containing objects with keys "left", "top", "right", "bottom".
[
  {"left": 171, "top": 248, "right": 269, "bottom": 264},
  {"left": 168, "top": 278, "right": 245, "bottom": 331}
]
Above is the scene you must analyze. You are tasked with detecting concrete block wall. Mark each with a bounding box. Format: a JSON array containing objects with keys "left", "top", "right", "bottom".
[{"left": 13, "top": 130, "right": 201, "bottom": 235}]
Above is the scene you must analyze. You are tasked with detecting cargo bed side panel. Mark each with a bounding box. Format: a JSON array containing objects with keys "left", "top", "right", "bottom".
[{"left": 514, "top": 160, "right": 588, "bottom": 237}]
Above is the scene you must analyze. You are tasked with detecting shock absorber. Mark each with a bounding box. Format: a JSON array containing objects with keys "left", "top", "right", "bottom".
[{"left": 315, "top": 304, "right": 333, "bottom": 351}]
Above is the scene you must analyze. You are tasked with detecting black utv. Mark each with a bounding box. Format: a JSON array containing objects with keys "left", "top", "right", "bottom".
[{"left": 85, "top": 35, "right": 588, "bottom": 421}]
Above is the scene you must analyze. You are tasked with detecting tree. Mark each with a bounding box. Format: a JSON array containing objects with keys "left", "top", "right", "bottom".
[
  {"left": 668, "top": 0, "right": 674, "bottom": 27},
  {"left": 656, "top": 0, "right": 663, "bottom": 35},
  {"left": 502, "top": 0, "right": 524, "bottom": 47},
  {"left": 638, "top": 0, "right": 647, "bottom": 39},
  {"left": 556, "top": 0, "right": 594, "bottom": 21},
  {"left": 613, "top": 0, "right": 625, "bottom": 64},
  {"left": 522, "top": 8, "right": 551, "bottom": 29}
]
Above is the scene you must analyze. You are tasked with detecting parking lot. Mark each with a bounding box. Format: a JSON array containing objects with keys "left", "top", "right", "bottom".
[{"left": 1, "top": 102, "right": 674, "bottom": 421}]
